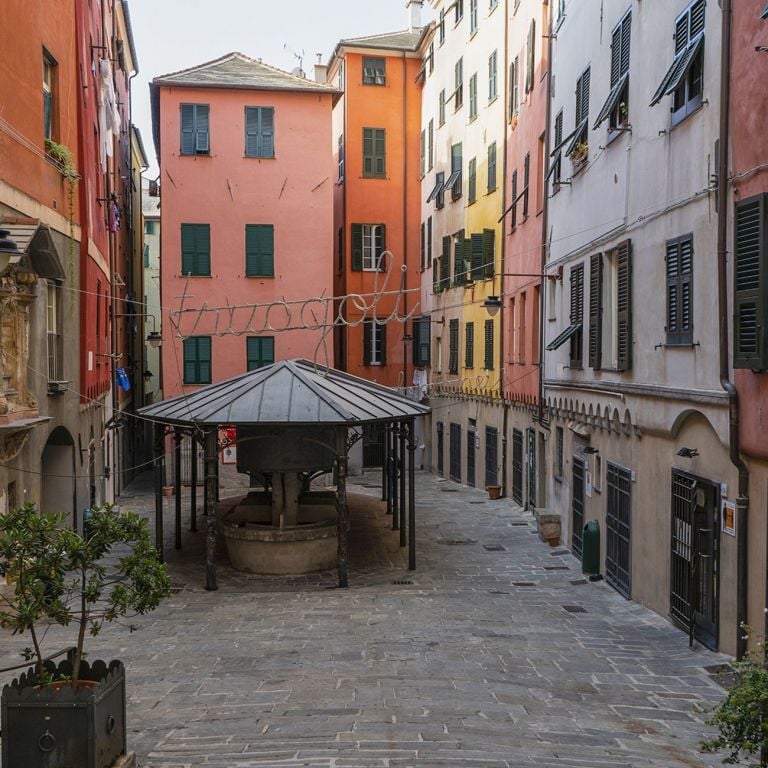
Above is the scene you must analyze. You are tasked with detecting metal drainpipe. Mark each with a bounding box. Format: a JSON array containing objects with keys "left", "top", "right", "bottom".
[
  {"left": 716, "top": 0, "right": 749, "bottom": 660},
  {"left": 539, "top": 0, "right": 554, "bottom": 431},
  {"left": 499, "top": 0, "right": 510, "bottom": 497},
  {"left": 402, "top": 51, "right": 409, "bottom": 390}
]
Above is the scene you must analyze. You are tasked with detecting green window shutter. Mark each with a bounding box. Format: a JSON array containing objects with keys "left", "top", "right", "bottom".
[
  {"left": 734, "top": 195, "right": 768, "bottom": 369},
  {"left": 484, "top": 319, "right": 494, "bottom": 369},
  {"left": 570, "top": 263, "right": 584, "bottom": 367},
  {"left": 375, "top": 224, "right": 387, "bottom": 271},
  {"left": 470, "top": 233, "right": 484, "bottom": 281},
  {"left": 363, "top": 128, "right": 373, "bottom": 176},
  {"left": 420, "top": 223, "right": 426, "bottom": 271},
  {"left": 441, "top": 235, "right": 451, "bottom": 288},
  {"left": 468, "top": 158, "right": 477, "bottom": 204},
  {"left": 433, "top": 258, "right": 441, "bottom": 294},
  {"left": 260, "top": 107, "right": 274, "bottom": 157},
  {"left": 523, "top": 152, "right": 530, "bottom": 218},
  {"left": 610, "top": 21, "right": 623, "bottom": 87},
  {"left": 525, "top": 19, "right": 535, "bottom": 93},
  {"left": 616, "top": 239, "right": 632, "bottom": 371},
  {"left": 181, "top": 104, "right": 195, "bottom": 154},
  {"left": 413, "top": 317, "right": 431, "bottom": 367},
  {"left": 184, "top": 336, "right": 211, "bottom": 384},
  {"left": 379, "top": 321, "right": 387, "bottom": 365},
  {"left": 181, "top": 224, "right": 210, "bottom": 276},
  {"left": 510, "top": 170, "right": 518, "bottom": 229},
  {"left": 247, "top": 337, "right": 275, "bottom": 370},
  {"left": 666, "top": 235, "right": 694, "bottom": 346},
  {"left": 465, "top": 322, "right": 474, "bottom": 368},
  {"left": 589, "top": 253, "right": 603, "bottom": 369},
  {"left": 363, "top": 128, "right": 385, "bottom": 177},
  {"left": 482, "top": 228, "right": 495, "bottom": 278},
  {"left": 375, "top": 128, "right": 386, "bottom": 177},
  {"left": 420, "top": 130, "right": 426, "bottom": 176},
  {"left": 194, "top": 105, "right": 209, "bottom": 153},
  {"left": 487, "top": 142, "right": 497, "bottom": 193},
  {"left": 351, "top": 224, "right": 363, "bottom": 271},
  {"left": 245, "top": 225, "right": 274, "bottom": 276},
  {"left": 454, "top": 236, "right": 467, "bottom": 285},
  {"left": 245, "top": 107, "right": 259, "bottom": 156},
  {"left": 449, "top": 319, "right": 459, "bottom": 373},
  {"left": 363, "top": 320, "right": 372, "bottom": 365}
]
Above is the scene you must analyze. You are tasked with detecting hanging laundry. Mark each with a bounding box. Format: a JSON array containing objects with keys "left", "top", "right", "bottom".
[
  {"left": 116, "top": 367, "right": 131, "bottom": 391},
  {"left": 98, "top": 59, "right": 121, "bottom": 171},
  {"left": 108, "top": 196, "right": 121, "bottom": 232}
]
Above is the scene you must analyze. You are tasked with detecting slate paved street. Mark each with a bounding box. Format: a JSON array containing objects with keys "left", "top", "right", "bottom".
[{"left": 0, "top": 470, "right": 730, "bottom": 768}]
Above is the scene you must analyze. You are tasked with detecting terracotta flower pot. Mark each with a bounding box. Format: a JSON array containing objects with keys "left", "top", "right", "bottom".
[
  {"left": 162, "top": 486, "right": 174, "bottom": 497},
  {"left": 487, "top": 485, "right": 502, "bottom": 500}
]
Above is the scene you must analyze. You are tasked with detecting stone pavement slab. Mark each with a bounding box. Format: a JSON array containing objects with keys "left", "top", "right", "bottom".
[{"left": 0, "top": 470, "right": 730, "bottom": 767}]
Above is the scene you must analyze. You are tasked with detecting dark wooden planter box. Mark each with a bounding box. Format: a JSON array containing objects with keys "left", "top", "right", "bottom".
[{"left": 1, "top": 658, "right": 126, "bottom": 768}]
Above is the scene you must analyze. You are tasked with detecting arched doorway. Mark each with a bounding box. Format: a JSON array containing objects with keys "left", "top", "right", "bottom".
[{"left": 41, "top": 426, "right": 76, "bottom": 529}]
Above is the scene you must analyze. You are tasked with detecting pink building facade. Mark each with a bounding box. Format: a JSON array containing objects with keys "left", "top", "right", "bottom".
[{"left": 151, "top": 54, "right": 336, "bottom": 398}]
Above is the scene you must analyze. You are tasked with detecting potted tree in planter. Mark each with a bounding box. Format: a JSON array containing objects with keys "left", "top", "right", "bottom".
[{"left": 0, "top": 503, "right": 170, "bottom": 768}]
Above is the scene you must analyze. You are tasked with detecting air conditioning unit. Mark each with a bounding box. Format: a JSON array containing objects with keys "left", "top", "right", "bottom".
[
  {"left": 47, "top": 380, "right": 69, "bottom": 395},
  {"left": 148, "top": 180, "right": 159, "bottom": 197}
]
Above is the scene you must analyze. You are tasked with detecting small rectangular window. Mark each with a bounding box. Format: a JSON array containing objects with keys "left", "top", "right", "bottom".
[
  {"left": 525, "top": 19, "right": 536, "bottom": 93},
  {"left": 245, "top": 224, "right": 274, "bottom": 277},
  {"left": 180, "top": 103, "right": 210, "bottom": 155},
  {"left": 362, "top": 127, "right": 386, "bottom": 178},
  {"left": 420, "top": 130, "right": 426, "bottom": 177},
  {"left": 468, "top": 158, "right": 477, "bottom": 204},
  {"left": 244, "top": 106, "right": 275, "bottom": 158},
  {"left": 439, "top": 9, "right": 446, "bottom": 44},
  {"left": 46, "top": 280, "right": 62, "bottom": 382},
  {"left": 362, "top": 56, "right": 386, "bottom": 85},
  {"left": 469, "top": 73, "right": 478, "bottom": 120},
  {"left": 428, "top": 119, "right": 434, "bottom": 169},
  {"left": 439, "top": 90, "right": 446, "bottom": 126},
  {"left": 43, "top": 52, "right": 56, "bottom": 142},
  {"left": 181, "top": 223, "right": 211, "bottom": 276},
  {"left": 449, "top": 319, "right": 459, "bottom": 374},
  {"left": 510, "top": 56, "right": 520, "bottom": 119},
  {"left": 450, "top": 143, "right": 462, "bottom": 200},
  {"left": 595, "top": 11, "right": 631, "bottom": 131},
  {"left": 413, "top": 316, "right": 431, "bottom": 367},
  {"left": 454, "top": 58, "right": 464, "bottom": 110},
  {"left": 455, "top": 0, "right": 464, "bottom": 23},
  {"left": 183, "top": 336, "right": 212, "bottom": 384},
  {"left": 470, "top": 0, "right": 478, "bottom": 33},
  {"left": 565, "top": 68, "right": 590, "bottom": 163},
  {"left": 246, "top": 337, "right": 275, "bottom": 371},
  {"left": 363, "top": 319, "right": 387, "bottom": 365},
  {"left": 351, "top": 223, "right": 387, "bottom": 271}
]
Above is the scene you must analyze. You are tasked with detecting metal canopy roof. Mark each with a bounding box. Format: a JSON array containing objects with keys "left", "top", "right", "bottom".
[{"left": 138, "top": 359, "right": 429, "bottom": 428}]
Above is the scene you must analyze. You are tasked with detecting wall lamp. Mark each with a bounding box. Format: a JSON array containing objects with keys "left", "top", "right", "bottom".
[
  {"left": 677, "top": 447, "right": 699, "bottom": 458},
  {"left": 0, "top": 229, "right": 22, "bottom": 274},
  {"left": 583, "top": 446, "right": 600, "bottom": 455},
  {"left": 483, "top": 296, "right": 503, "bottom": 316}
]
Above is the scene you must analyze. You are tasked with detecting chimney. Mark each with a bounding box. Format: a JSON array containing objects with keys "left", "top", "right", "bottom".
[
  {"left": 313, "top": 53, "right": 327, "bottom": 83},
  {"left": 406, "top": 0, "right": 423, "bottom": 32}
]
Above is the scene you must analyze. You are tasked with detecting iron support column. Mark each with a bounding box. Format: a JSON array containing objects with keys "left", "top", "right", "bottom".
[
  {"left": 399, "top": 421, "right": 406, "bottom": 547},
  {"left": 392, "top": 423, "right": 399, "bottom": 530},
  {"left": 174, "top": 429, "right": 182, "bottom": 549},
  {"left": 190, "top": 434, "right": 198, "bottom": 532},
  {"left": 408, "top": 418, "right": 416, "bottom": 570},
  {"left": 153, "top": 423, "right": 164, "bottom": 562},
  {"left": 336, "top": 453, "right": 349, "bottom": 588},
  {"left": 204, "top": 429, "right": 218, "bottom": 591}
]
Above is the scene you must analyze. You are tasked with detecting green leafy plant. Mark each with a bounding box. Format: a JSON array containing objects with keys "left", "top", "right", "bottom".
[
  {"left": 0, "top": 503, "right": 170, "bottom": 686},
  {"left": 44, "top": 139, "right": 78, "bottom": 309},
  {"left": 702, "top": 627, "right": 768, "bottom": 765},
  {"left": 570, "top": 141, "right": 589, "bottom": 163}
]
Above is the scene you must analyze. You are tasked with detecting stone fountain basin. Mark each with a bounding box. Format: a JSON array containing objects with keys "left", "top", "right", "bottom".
[{"left": 218, "top": 494, "right": 337, "bottom": 575}]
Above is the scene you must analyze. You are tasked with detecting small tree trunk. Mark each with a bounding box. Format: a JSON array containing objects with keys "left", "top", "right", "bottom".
[{"left": 72, "top": 568, "right": 87, "bottom": 683}]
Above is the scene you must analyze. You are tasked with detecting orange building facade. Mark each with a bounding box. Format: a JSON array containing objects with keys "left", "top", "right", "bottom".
[{"left": 328, "top": 29, "right": 425, "bottom": 390}]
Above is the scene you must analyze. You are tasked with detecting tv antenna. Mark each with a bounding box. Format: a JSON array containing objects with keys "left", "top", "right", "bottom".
[{"left": 283, "top": 43, "right": 305, "bottom": 77}]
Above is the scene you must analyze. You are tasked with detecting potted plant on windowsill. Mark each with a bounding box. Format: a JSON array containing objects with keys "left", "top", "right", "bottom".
[
  {"left": 569, "top": 141, "right": 589, "bottom": 169},
  {"left": 0, "top": 503, "right": 171, "bottom": 768}
]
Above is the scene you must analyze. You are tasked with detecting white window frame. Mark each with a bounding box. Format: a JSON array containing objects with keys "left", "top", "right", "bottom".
[
  {"left": 362, "top": 224, "right": 382, "bottom": 271},
  {"left": 367, "top": 320, "right": 385, "bottom": 365}
]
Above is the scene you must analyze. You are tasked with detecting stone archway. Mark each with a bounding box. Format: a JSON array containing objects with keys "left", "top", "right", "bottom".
[{"left": 41, "top": 425, "right": 76, "bottom": 529}]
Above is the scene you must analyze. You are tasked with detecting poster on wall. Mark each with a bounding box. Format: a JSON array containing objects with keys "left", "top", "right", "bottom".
[
  {"left": 220, "top": 425, "right": 237, "bottom": 465},
  {"left": 721, "top": 500, "right": 736, "bottom": 537}
]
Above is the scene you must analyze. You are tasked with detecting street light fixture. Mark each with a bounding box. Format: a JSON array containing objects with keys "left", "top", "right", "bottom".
[
  {"left": 483, "top": 296, "right": 502, "bottom": 316},
  {"left": 0, "top": 229, "right": 22, "bottom": 274}
]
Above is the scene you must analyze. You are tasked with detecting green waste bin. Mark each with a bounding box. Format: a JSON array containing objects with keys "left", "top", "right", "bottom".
[{"left": 582, "top": 519, "right": 600, "bottom": 575}]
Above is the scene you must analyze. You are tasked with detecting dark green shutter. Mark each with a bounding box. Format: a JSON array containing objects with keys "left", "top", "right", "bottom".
[
  {"left": 195, "top": 105, "right": 209, "bottom": 153},
  {"left": 454, "top": 236, "right": 467, "bottom": 285},
  {"left": 197, "top": 225, "right": 210, "bottom": 275},
  {"left": 433, "top": 258, "right": 441, "bottom": 293},
  {"left": 363, "top": 129, "right": 373, "bottom": 176},
  {"left": 470, "top": 233, "right": 484, "bottom": 281},
  {"left": 181, "top": 104, "right": 195, "bottom": 154},
  {"left": 420, "top": 223, "right": 426, "bottom": 271},
  {"left": 526, "top": 19, "right": 535, "bottom": 93},
  {"left": 245, "top": 225, "right": 274, "bottom": 276},
  {"left": 441, "top": 235, "right": 451, "bottom": 288},
  {"left": 184, "top": 336, "right": 211, "bottom": 384},
  {"left": 465, "top": 321, "right": 474, "bottom": 368},
  {"left": 487, "top": 143, "right": 497, "bottom": 192},
  {"left": 449, "top": 319, "right": 459, "bottom": 373},
  {"left": 734, "top": 195, "right": 768, "bottom": 369},
  {"left": 260, "top": 107, "right": 274, "bottom": 157},
  {"left": 570, "top": 264, "right": 584, "bottom": 367},
  {"left": 379, "top": 321, "right": 387, "bottom": 365},
  {"left": 247, "top": 337, "right": 275, "bottom": 370},
  {"left": 245, "top": 107, "right": 259, "bottom": 156},
  {"left": 351, "top": 224, "right": 363, "bottom": 271},
  {"left": 181, "top": 224, "right": 210, "bottom": 275},
  {"left": 363, "top": 320, "right": 372, "bottom": 365},
  {"left": 666, "top": 236, "right": 693, "bottom": 346},
  {"left": 484, "top": 319, "right": 494, "bottom": 369},
  {"left": 376, "top": 224, "right": 387, "bottom": 271},
  {"left": 616, "top": 239, "right": 632, "bottom": 371},
  {"left": 588, "top": 253, "right": 603, "bottom": 369},
  {"left": 413, "top": 317, "right": 431, "bottom": 367},
  {"left": 181, "top": 223, "right": 195, "bottom": 274},
  {"left": 375, "top": 129, "right": 386, "bottom": 177},
  {"left": 483, "top": 228, "right": 495, "bottom": 278}
]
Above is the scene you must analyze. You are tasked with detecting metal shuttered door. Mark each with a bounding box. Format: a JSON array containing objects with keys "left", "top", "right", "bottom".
[
  {"left": 606, "top": 463, "right": 632, "bottom": 597},
  {"left": 449, "top": 423, "right": 462, "bottom": 482},
  {"left": 511, "top": 429, "right": 523, "bottom": 504},
  {"left": 571, "top": 457, "right": 585, "bottom": 559}
]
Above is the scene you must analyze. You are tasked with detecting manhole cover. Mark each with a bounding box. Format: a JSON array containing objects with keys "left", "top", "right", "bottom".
[
  {"left": 483, "top": 544, "right": 507, "bottom": 552},
  {"left": 512, "top": 581, "right": 537, "bottom": 587},
  {"left": 510, "top": 522, "right": 528, "bottom": 526},
  {"left": 544, "top": 566, "right": 570, "bottom": 571},
  {"left": 469, "top": 501, "right": 486, "bottom": 505},
  {"left": 562, "top": 605, "right": 587, "bottom": 613},
  {"left": 550, "top": 550, "right": 569, "bottom": 556},
  {"left": 569, "top": 579, "right": 588, "bottom": 585},
  {"left": 393, "top": 579, "right": 414, "bottom": 585}
]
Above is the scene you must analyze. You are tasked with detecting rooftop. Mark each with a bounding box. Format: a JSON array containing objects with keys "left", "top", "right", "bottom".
[{"left": 337, "top": 29, "right": 425, "bottom": 52}]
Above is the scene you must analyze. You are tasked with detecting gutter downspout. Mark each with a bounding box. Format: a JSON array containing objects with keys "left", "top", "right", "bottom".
[
  {"left": 402, "top": 51, "right": 409, "bottom": 390},
  {"left": 716, "top": 0, "right": 749, "bottom": 660},
  {"left": 539, "top": 0, "right": 554, "bottom": 433},
  {"left": 500, "top": 0, "right": 510, "bottom": 498}
]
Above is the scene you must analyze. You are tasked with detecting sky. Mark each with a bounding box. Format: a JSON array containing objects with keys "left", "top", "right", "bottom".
[{"left": 129, "top": 0, "right": 435, "bottom": 177}]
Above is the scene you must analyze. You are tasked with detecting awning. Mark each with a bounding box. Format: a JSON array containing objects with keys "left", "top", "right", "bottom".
[
  {"left": 2, "top": 221, "right": 65, "bottom": 280},
  {"left": 650, "top": 34, "right": 704, "bottom": 106},
  {"left": 546, "top": 323, "right": 581, "bottom": 351},
  {"left": 426, "top": 178, "right": 445, "bottom": 203},
  {"left": 594, "top": 72, "right": 628, "bottom": 129}
]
